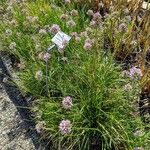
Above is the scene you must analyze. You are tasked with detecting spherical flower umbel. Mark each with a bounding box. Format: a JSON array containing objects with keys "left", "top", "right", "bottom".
[
  {"left": 129, "top": 67, "right": 142, "bottom": 78},
  {"left": 71, "top": 9, "right": 78, "bottom": 16},
  {"left": 122, "top": 70, "right": 129, "bottom": 77},
  {"left": 86, "top": 27, "right": 93, "bottom": 33},
  {"left": 49, "top": 24, "right": 60, "bottom": 35},
  {"left": 119, "top": 23, "right": 127, "bottom": 32},
  {"left": 133, "top": 129, "right": 145, "bottom": 137},
  {"left": 75, "top": 36, "right": 81, "bottom": 42},
  {"left": 35, "top": 121, "right": 45, "bottom": 133},
  {"left": 125, "top": 15, "right": 131, "bottom": 22},
  {"left": 70, "top": 32, "right": 78, "bottom": 38},
  {"left": 85, "top": 38, "right": 94, "bottom": 45},
  {"left": 35, "top": 44, "right": 41, "bottom": 51},
  {"left": 35, "top": 70, "right": 43, "bottom": 81},
  {"left": 43, "top": 53, "right": 51, "bottom": 62},
  {"left": 93, "top": 12, "right": 102, "bottom": 21},
  {"left": 87, "top": 9, "right": 94, "bottom": 16},
  {"left": 98, "top": 2, "right": 104, "bottom": 8},
  {"left": 83, "top": 42, "right": 92, "bottom": 50},
  {"left": 18, "top": 61, "right": 26, "bottom": 70},
  {"left": 60, "top": 14, "right": 69, "bottom": 21},
  {"left": 90, "top": 20, "right": 97, "bottom": 27},
  {"left": 9, "top": 19, "right": 18, "bottom": 27},
  {"left": 124, "top": 83, "right": 132, "bottom": 91},
  {"left": 66, "top": 20, "right": 76, "bottom": 28},
  {"left": 65, "top": 0, "right": 71, "bottom": 4},
  {"left": 38, "top": 52, "right": 44, "bottom": 60},
  {"left": 9, "top": 42, "right": 16, "bottom": 50},
  {"left": 26, "top": 16, "right": 38, "bottom": 23},
  {"left": 123, "top": 8, "right": 130, "bottom": 15},
  {"left": 59, "top": 120, "right": 71, "bottom": 135},
  {"left": 39, "top": 29, "right": 47, "bottom": 34},
  {"left": 62, "top": 96, "right": 73, "bottom": 109},
  {"left": 5, "top": 29, "right": 12, "bottom": 36},
  {"left": 80, "top": 31, "right": 88, "bottom": 38}
]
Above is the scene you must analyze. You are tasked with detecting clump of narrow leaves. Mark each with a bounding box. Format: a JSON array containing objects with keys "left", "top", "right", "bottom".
[{"left": 0, "top": 0, "right": 150, "bottom": 150}]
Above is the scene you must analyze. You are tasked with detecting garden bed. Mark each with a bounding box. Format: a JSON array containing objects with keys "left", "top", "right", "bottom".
[{"left": 0, "top": 0, "right": 150, "bottom": 150}]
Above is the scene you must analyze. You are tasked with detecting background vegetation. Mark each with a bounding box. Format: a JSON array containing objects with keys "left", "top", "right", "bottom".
[{"left": 0, "top": 0, "right": 149, "bottom": 149}]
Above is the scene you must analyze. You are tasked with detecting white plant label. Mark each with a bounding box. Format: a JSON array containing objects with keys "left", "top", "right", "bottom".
[{"left": 51, "top": 31, "right": 71, "bottom": 49}]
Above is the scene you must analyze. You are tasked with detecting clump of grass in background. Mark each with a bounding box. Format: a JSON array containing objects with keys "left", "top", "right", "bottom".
[{"left": 0, "top": 0, "right": 150, "bottom": 150}]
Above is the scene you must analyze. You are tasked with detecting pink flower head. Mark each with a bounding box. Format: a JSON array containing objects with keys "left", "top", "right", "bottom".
[
  {"left": 130, "top": 40, "right": 137, "bottom": 46},
  {"left": 87, "top": 10, "right": 94, "bottom": 16},
  {"left": 65, "top": 0, "right": 71, "bottom": 4},
  {"left": 83, "top": 42, "right": 92, "bottom": 50},
  {"left": 5, "top": 29, "right": 12, "bottom": 36},
  {"left": 119, "top": 23, "right": 127, "bottom": 32},
  {"left": 129, "top": 67, "right": 142, "bottom": 78},
  {"left": 18, "top": 61, "right": 26, "bottom": 70},
  {"left": 104, "top": 13, "right": 109, "bottom": 19},
  {"left": 39, "top": 29, "right": 47, "bottom": 34},
  {"left": 26, "top": 16, "right": 38, "bottom": 23},
  {"left": 9, "top": 42, "right": 16, "bottom": 50},
  {"left": 62, "top": 96, "right": 73, "bottom": 109},
  {"left": 60, "top": 14, "right": 69, "bottom": 21},
  {"left": 70, "top": 32, "right": 78, "bottom": 38},
  {"left": 133, "top": 130, "right": 144, "bottom": 137},
  {"left": 90, "top": 20, "right": 97, "bottom": 27},
  {"left": 93, "top": 12, "right": 102, "bottom": 21},
  {"left": 71, "top": 9, "right": 78, "bottom": 16},
  {"left": 124, "top": 83, "right": 132, "bottom": 91},
  {"left": 125, "top": 15, "right": 131, "bottom": 22},
  {"left": 75, "top": 36, "right": 81, "bottom": 42},
  {"left": 123, "top": 8, "right": 130, "bottom": 15},
  {"left": 59, "top": 120, "right": 71, "bottom": 135},
  {"left": 98, "top": 2, "right": 104, "bottom": 8},
  {"left": 35, "top": 44, "right": 41, "bottom": 51},
  {"left": 122, "top": 70, "right": 129, "bottom": 77},
  {"left": 80, "top": 31, "right": 88, "bottom": 38},
  {"left": 85, "top": 38, "right": 94, "bottom": 45},
  {"left": 66, "top": 20, "right": 76, "bottom": 28},
  {"left": 35, "top": 121, "right": 45, "bottom": 133},
  {"left": 86, "top": 27, "right": 93, "bottom": 33},
  {"left": 38, "top": 52, "right": 44, "bottom": 60},
  {"left": 49, "top": 24, "right": 60, "bottom": 35},
  {"left": 9, "top": 19, "right": 18, "bottom": 27},
  {"left": 35, "top": 70, "right": 43, "bottom": 81},
  {"left": 43, "top": 53, "right": 51, "bottom": 62}
]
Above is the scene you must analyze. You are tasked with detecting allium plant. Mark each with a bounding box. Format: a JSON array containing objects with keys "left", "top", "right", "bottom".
[
  {"left": 49, "top": 24, "right": 60, "bottom": 35},
  {"left": 62, "top": 96, "right": 73, "bottom": 109},
  {"left": 0, "top": 1, "right": 149, "bottom": 150},
  {"left": 59, "top": 120, "right": 72, "bottom": 135}
]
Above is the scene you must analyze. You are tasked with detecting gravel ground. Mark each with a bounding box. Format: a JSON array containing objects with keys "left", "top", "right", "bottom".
[{"left": 0, "top": 83, "right": 35, "bottom": 150}]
